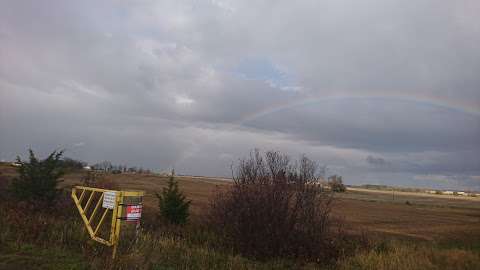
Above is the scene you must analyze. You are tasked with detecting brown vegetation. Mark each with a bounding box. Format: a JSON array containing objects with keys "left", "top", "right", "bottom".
[
  {"left": 209, "top": 150, "right": 340, "bottom": 263},
  {"left": 1, "top": 161, "right": 479, "bottom": 242},
  {"left": 0, "top": 161, "right": 479, "bottom": 269}
]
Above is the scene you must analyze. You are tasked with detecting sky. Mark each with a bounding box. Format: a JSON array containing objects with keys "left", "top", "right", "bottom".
[{"left": 1, "top": 0, "right": 479, "bottom": 190}]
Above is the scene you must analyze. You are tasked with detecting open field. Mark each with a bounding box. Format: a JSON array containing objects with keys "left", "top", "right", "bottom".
[
  {"left": 345, "top": 187, "right": 480, "bottom": 206},
  {"left": 335, "top": 187, "right": 480, "bottom": 241},
  {"left": 51, "top": 168, "right": 480, "bottom": 243},
  {"left": 1, "top": 163, "right": 480, "bottom": 269},
  {"left": 2, "top": 162, "right": 479, "bottom": 243},
  {"left": 132, "top": 177, "right": 479, "bottom": 243}
]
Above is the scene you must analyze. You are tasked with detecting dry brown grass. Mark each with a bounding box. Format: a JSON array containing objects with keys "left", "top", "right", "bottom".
[
  {"left": 337, "top": 241, "right": 480, "bottom": 270},
  {"left": 344, "top": 187, "right": 480, "bottom": 208},
  {"left": 333, "top": 197, "right": 480, "bottom": 241},
  {"left": 1, "top": 162, "right": 479, "bottom": 243},
  {"left": 1, "top": 162, "right": 480, "bottom": 269}
]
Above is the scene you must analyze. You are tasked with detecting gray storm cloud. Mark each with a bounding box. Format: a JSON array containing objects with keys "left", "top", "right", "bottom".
[{"left": 1, "top": 0, "right": 479, "bottom": 190}]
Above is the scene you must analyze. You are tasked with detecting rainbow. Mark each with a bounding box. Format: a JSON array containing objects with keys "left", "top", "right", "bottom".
[{"left": 234, "top": 93, "right": 480, "bottom": 126}]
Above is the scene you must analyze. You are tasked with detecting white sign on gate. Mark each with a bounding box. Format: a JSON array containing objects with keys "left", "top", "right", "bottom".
[{"left": 102, "top": 191, "right": 116, "bottom": 209}]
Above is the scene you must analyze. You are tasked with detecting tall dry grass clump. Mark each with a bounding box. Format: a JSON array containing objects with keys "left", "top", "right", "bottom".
[
  {"left": 209, "top": 150, "right": 341, "bottom": 264},
  {"left": 337, "top": 241, "right": 480, "bottom": 270}
]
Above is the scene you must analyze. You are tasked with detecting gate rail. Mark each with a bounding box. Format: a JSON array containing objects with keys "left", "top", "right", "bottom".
[{"left": 71, "top": 186, "right": 144, "bottom": 258}]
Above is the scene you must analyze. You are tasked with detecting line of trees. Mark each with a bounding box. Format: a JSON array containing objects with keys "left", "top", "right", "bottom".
[{"left": 91, "top": 161, "right": 151, "bottom": 174}]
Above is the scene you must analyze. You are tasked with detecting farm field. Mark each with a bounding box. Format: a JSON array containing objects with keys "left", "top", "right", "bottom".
[
  {"left": 1, "top": 163, "right": 480, "bottom": 269},
  {"left": 55, "top": 168, "right": 480, "bottom": 243},
  {"left": 345, "top": 187, "right": 480, "bottom": 207},
  {"left": 2, "top": 162, "right": 479, "bottom": 243}
]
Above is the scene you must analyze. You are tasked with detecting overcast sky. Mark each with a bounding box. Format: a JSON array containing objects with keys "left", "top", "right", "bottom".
[{"left": 1, "top": 0, "right": 479, "bottom": 190}]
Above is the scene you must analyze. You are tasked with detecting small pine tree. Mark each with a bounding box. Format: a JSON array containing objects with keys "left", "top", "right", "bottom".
[
  {"left": 10, "top": 149, "right": 65, "bottom": 205},
  {"left": 155, "top": 170, "right": 191, "bottom": 225}
]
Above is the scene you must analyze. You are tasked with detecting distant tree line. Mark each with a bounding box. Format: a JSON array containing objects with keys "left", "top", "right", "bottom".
[
  {"left": 35, "top": 156, "right": 153, "bottom": 175},
  {"left": 90, "top": 161, "right": 151, "bottom": 174},
  {"left": 58, "top": 157, "right": 87, "bottom": 171}
]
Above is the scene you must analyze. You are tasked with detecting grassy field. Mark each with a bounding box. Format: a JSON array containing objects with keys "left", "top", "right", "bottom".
[
  {"left": 48, "top": 167, "right": 480, "bottom": 243},
  {"left": 1, "top": 163, "right": 480, "bottom": 269}
]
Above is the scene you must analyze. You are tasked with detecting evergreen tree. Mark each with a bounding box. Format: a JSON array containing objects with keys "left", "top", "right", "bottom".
[
  {"left": 10, "top": 149, "right": 65, "bottom": 205},
  {"left": 155, "top": 170, "right": 191, "bottom": 225}
]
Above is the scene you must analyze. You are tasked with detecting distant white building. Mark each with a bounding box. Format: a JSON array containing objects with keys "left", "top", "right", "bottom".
[
  {"left": 457, "top": 191, "right": 467, "bottom": 196},
  {"left": 443, "top": 191, "right": 454, "bottom": 195},
  {"left": 11, "top": 162, "right": 21, "bottom": 167},
  {"left": 83, "top": 166, "right": 92, "bottom": 170}
]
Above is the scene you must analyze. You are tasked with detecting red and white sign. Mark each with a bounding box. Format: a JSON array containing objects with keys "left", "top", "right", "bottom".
[{"left": 126, "top": 205, "right": 142, "bottom": 221}]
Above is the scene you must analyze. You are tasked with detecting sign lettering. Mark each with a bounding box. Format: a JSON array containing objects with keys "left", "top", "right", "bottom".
[
  {"left": 102, "top": 191, "right": 116, "bottom": 209},
  {"left": 126, "top": 205, "right": 142, "bottom": 221}
]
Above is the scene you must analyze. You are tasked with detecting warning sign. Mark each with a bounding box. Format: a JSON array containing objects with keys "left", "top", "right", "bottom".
[
  {"left": 126, "top": 205, "right": 142, "bottom": 221},
  {"left": 102, "top": 191, "right": 116, "bottom": 209}
]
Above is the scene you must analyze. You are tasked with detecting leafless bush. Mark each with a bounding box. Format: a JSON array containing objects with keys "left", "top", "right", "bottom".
[
  {"left": 209, "top": 149, "right": 341, "bottom": 263},
  {"left": 328, "top": 175, "right": 346, "bottom": 192}
]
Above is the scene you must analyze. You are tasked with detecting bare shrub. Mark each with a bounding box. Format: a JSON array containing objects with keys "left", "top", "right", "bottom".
[
  {"left": 328, "top": 175, "right": 346, "bottom": 192},
  {"left": 209, "top": 149, "right": 341, "bottom": 263}
]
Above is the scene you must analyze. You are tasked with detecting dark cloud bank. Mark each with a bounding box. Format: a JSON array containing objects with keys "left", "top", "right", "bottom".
[{"left": 1, "top": 0, "right": 479, "bottom": 191}]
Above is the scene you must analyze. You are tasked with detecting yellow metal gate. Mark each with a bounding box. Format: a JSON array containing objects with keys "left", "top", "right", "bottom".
[{"left": 71, "top": 186, "right": 144, "bottom": 258}]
